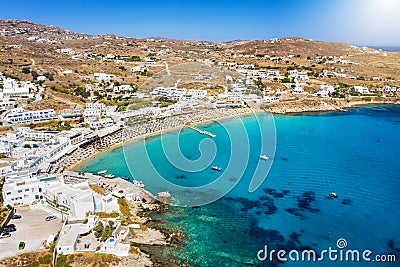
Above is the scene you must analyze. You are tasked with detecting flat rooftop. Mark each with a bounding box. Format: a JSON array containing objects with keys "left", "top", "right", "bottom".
[{"left": 57, "top": 223, "right": 82, "bottom": 248}]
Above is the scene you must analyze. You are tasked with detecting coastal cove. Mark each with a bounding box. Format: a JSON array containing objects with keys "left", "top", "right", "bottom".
[{"left": 75, "top": 105, "right": 400, "bottom": 266}]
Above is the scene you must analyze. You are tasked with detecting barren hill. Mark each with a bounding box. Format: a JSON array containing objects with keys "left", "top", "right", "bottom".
[{"left": 0, "top": 19, "right": 399, "bottom": 113}]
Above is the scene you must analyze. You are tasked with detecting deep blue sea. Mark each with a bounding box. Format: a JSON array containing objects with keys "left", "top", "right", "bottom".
[
  {"left": 76, "top": 106, "right": 400, "bottom": 266},
  {"left": 367, "top": 46, "right": 400, "bottom": 52}
]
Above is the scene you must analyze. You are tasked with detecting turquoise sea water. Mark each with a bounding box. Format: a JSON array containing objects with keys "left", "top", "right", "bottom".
[{"left": 76, "top": 106, "right": 400, "bottom": 266}]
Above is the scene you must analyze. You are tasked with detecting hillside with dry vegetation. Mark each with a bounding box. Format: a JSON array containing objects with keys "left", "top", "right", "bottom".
[{"left": 0, "top": 19, "right": 399, "bottom": 113}]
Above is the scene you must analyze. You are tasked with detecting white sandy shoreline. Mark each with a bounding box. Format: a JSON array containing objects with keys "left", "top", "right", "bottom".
[{"left": 67, "top": 108, "right": 256, "bottom": 171}]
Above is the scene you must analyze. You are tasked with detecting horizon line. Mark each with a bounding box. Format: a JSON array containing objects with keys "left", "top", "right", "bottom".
[{"left": 1, "top": 17, "right": 400, "bottom": 47}]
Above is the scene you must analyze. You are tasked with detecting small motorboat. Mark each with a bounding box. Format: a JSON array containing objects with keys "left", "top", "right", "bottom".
[
  {"left": 104, "top": 174, "right": 115, "bottom": 179},
  {"left": 97, "top": 170, "right": 108, "bottom": 175},
  {"left": 121, "top": 177, "right": 130, "bottom": 181},
  {"left": 211, "top": 166, "right": 222, "bottom": 171},
  {"left": 260, "top": 155, "right": 269, "bottom": 160},
  {"left": 329, "top": 192, "right": 338, "bottom": 198}
]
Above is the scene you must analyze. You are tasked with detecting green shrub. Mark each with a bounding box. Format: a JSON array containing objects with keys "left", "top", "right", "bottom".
[
  {"left": 56, "top": 254, "right": 70, "bottom": 267},
  {"left": 38, "top": 254, "right": 53, "bottom": 264},
  {"left": 101, "top": 225, "right": 113, "bottom": 241},
  {"left": 22, "top": 67, "right": 30, "bottom": 74},
  {"left": 94, "top": 221, "right": 104, "bottom": 233},
  {"left": 49, "top": 241, "right": 56, "bottom": 252}
]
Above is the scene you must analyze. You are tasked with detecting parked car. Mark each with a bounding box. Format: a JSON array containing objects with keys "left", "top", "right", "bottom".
[
  {"left": 0, "top": 233, "right": 11, "bottom": 239},
  {"left": 12, "top": 214, "right": 22, "bottom": 220},
  {"left": 5, "top": 225, "right": 16, "bottom": 232},
  {"left": 18, "top": 241, "right": 25, "bottom": 250},
  {"left": 45, "top": 216, "right": 56, "bottom": 221}
]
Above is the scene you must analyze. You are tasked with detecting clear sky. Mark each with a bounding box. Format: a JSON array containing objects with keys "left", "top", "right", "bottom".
[{"left": 1, "top": 0, "right": 399, "bottom": 45}]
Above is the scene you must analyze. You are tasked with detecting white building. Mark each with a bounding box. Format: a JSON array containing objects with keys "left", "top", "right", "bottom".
[
  {"left": 44, "top": 181, "right": 95, "bottom": 220},
  {"left": 252, "top": 70, "right": 266, "bottom": 79},
  {"left": 94, "top": 73, "right": 115, "bottom": 82},
  {"left": 144, "top": 57, "right": 156, "bottom": 65},
  {"left": 242, "top": 94, "right": 261, "bottom": 103},
  {"left": 57, "top": 223, "right": 84, "bottom": 255},
  {"left": 85, "top": 117, "right": 114, "bottom": 129},
  {"left": 0, "top": 131, "right": 25, "bottom": 149},
  {"left": 56, "top": 48, "right": 76, "bottom": 55},
  {"left": 227, "top": 92, "right": 242, "bottom": 102},
  {"left": 19, "top": 127, "right": 57, "bottom": 141},
  {"left": 316, "top": 85, "right": 335, "bottom": 97},
  {"left": 56, "top": 215, "right": 100, "bottom": 255},
  {"left": 37, "top": 76, "right": 47, "bottom": 82},
  {"left": 5, "top": 108, "right": 58, "bottom": 124},
  {"left": 98, "top": 236, "right": 130, "bottom": 257},
  {"left": 384, "top": 86, "right": 397, "bottom": 93},
  {"left": 264, "top": 96, "right": 280, "bottom": 103},
  {"left": 113, "top": 85, "right": 133, "bottom": 94},
  {"left": 83, "top": 109, "right": 101, "bottom": 118},
  {"left": 298, "top": 74, "right": 309, "bottom": 81},
  {"left": 267, "top": 70, "right": 280, "bottom": 77},
  {"left": 84, "top": 103, "right": 106, "bottom": 118},
  {"left": 288, "top": 70, "right": 299, "bottom": 78},
  {"left": 2, "top": 78, "right": 33, "bottom": 98},
  {"left": 188, "top": 89, "right": 207, "bottom": 99},
  {"left": 132, "top": 65, "right": 147, "bottom": 73},
  {"left": 151, "top": 87, "right": 187, "bottom": 101},
  {"left": 291, "top": 79, "right": 306, "bottom": 95},
  {"left": 182, "top": 95, "right": 195, "bottom": 102},
  {"left": 292, "top": 87, "right": 306, "bottom": 94},
  {"left": 61, "top": 70, "right": 73, "bottom": 75},
  {"left": 245, "top": 79, "right": 255, "bottom": 87},
  {"left": 0, "top": 98, "right": 16, "bottom": 111},
  {"left": 353, "top": 86, "right": 370, "bottom": 95},
  {"left": 232, "top": 83, "right": 248, "bottom": 93},
  {"left": 2, "top": 171, "right": 96, "bottom": 220},
  {"left": 2, "top": 171, "right": 49, "bottom": 206}
]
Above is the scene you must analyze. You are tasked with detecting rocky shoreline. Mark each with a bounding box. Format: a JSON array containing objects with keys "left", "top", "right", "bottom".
[
  {"left": 65, "top": 100, "right": 400, "bottom": 266},
  {"left": 133, "top": 201, "right": 188, "bottom": 266},
  {"left": 267, "top": 97, "right": 400, "bottom": 115}
]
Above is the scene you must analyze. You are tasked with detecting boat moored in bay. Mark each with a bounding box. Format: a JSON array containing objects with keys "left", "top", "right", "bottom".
[
  {"left": 211, "top": 166, "right": 222, "bottom": 171},
  {"left": 329, "top": 192, "right": 338, "bottom": 198}
]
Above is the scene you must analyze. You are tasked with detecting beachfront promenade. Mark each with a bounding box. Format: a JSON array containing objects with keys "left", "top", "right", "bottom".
[{"left": 54, "top": 108, "right": 251, "bottom": 173}]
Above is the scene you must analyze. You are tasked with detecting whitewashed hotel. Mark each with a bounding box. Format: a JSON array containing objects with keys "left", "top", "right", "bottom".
[
  {"left": 4, "top": 108, "right": 58, "bottom": 124},
  {"left": 2, "top": 78, "right": 34, "bottom": 98},
  {"left": 2, "top": 171, "right": 98, "bottom": 220}
]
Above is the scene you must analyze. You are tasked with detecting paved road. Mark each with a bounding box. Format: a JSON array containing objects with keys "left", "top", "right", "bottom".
[{"left": 0, "top": 207, "right": 62, "bottom": 259}]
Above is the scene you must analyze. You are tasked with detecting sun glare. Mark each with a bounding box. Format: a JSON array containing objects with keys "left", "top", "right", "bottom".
[{"left": 364, "top": 0, "right": 399, "bottom": 16}]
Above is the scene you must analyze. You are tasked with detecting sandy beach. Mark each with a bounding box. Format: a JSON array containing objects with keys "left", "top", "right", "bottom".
[
  {"left": 57, "top": 107, "right": 254, "bottom": 173},
  {"left": 56, "top": 97, "right": 400, "bottom": 174}
]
